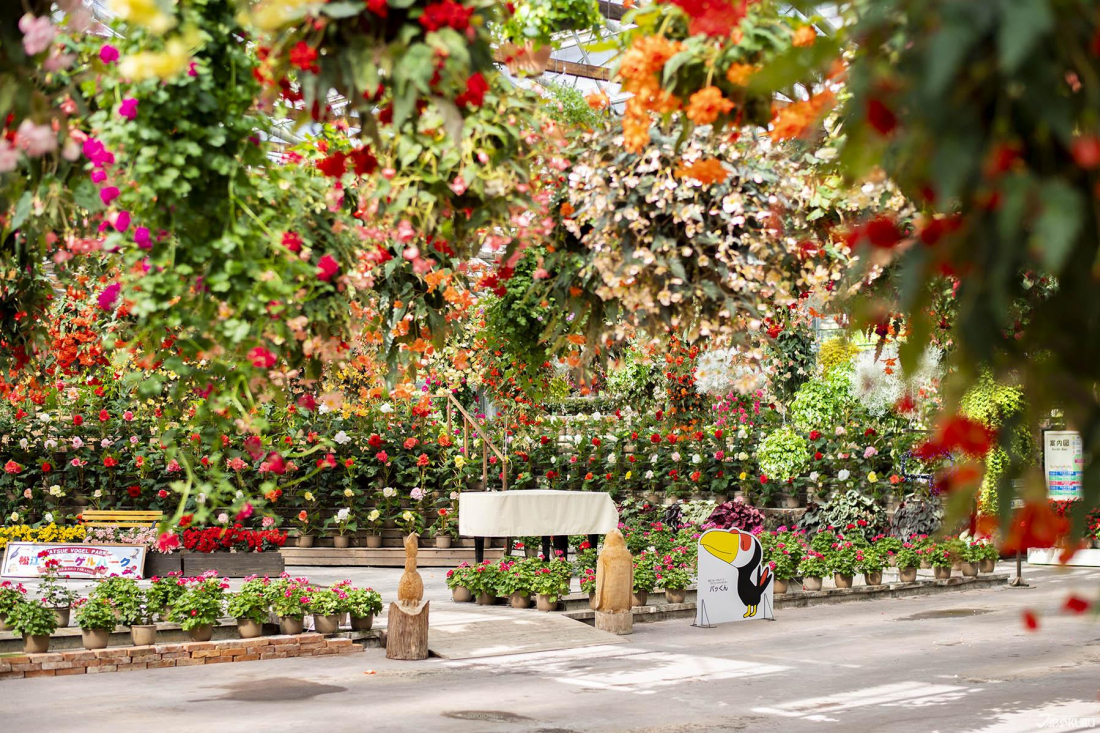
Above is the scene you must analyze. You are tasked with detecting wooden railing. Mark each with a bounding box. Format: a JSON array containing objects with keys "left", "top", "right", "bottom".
[{"left": 443, "top": 392, "right": 509, "bottom": 491}]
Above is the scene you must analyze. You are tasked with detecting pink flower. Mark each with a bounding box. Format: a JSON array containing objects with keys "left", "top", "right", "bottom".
[
  {"left": 156, "top": 532, "right": 181, "bottom": 553},
  {"left": 166, "top": 459, "right": 181, "bottom": 473},
  {"left": 449, "top": 176, "right": 467, "bottom": 196},
  {"left": 113, "top": 210, "right": 131, "bottom": 232},
  {"left": 100, "top": 186, "right": 120, "bottom": 206},
  {"left": 118, "top": 98, "right": 139, "bottom": 120},
  {"left": 317, "top": 254, "right": 340, "bottom": 281},
  {"left": 99, "top": 45, "right": 119, "bottom": 64},
  {"left": 18, "top": 14, "right": 55, "bottom": 56},
  {"left": 91, "top": 169, "right": 107, "bottom": 183},
  {"left": 134, "top": 226, "right": 151, "bottom": 249},
  {"left": 97, "top": 282, "right": 121, "bottom": 311},
  {"left": 15, "top": 120, "right": 56, "bottom": 157}
]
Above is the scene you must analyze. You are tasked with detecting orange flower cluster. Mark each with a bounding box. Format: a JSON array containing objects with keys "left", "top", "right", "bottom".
[
  {"left": 792, "top": 25, "right": 816, "bottom": 47},
  {"left": 769, "top": 89, "right": 836, "bottom": 142},
  {"left": 725, "top": 63, "right": 756, "bottom": 86},
  {"left": 686, "top": 86, "right": 735, "bottom": 126},
  {"left": 618, "top": 35, "right": 684, "bottom": 152},
  {"left": 674, "top": 157, "right": 731, "bottom": 184}
]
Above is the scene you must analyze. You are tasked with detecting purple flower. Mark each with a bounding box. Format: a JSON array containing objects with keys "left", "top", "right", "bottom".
[
  {"left": 119, "top": 98, "right": 139, "bottom": 120},
  {"left": 97, "top": 282, "right": 121, "bottom": 312},
  {"left": 99, "top": 44, "right": 119, "bottom": 65}
]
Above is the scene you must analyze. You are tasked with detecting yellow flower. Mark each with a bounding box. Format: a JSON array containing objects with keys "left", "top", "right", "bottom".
[
  {"left": 304, "top": 491, "right": 315, "bottom": 502},
  {"left": 108, "top": 0, "right": 176, "bottom": 33},
  {"left": 625, "top": 471, "right": 632, "bottom": 480},
  {"left": 867, "top": 472, "right": 878, "bottom": 483},
  {"left": 454, "top": 455, "right": 467, "bottom": 469},
  {"left": 739, "top": 472, "right": 748, "bottom": 480},
  {"left": 343, "top": 488, "right": 354, "bottom": 498}
]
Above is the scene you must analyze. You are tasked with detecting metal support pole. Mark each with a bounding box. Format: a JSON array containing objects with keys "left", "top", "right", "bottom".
[{"left": 1008, "top": 548, "right": 1031, "bottom": 588}]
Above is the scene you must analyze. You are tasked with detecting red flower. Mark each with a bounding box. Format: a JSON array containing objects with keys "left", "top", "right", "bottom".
[
  {"left": 179, "top": 514, "right": 193, "bottom": 527},
  {"left": 98, "top": 409, "right": 110, "bottom": 422},
  {"left": 316, "top": 152, "right": 347, "bottom": 178},
  {"left": 157, "top": 489, "right": 169, "bottom": 498},
  {"left": 862, "top": 216, "right": 903, "bottom": 249},
  {"left": 289, "top": 41, "right": 319, "bottom": 72},
  {"left": 1071, "top": 135, "right": 1100, "bottom": 169},
  {"left": 419, "top": 0, "right": 474, "bottom": 32},
  {"left": 813, "top": 452, "right": 823, "bottom": 460},
  {"left": 368, "top": 434, "right": 383, "bottom": 447},
  {"left": 650, "top": 434, "right": 661, "bottom": 444},
  {"left": 127, "top": 485, "right": 141, "bottom": 498},
  {"left": 455, "top": 72, "right": 489, "bottom": 108},
  {"left": 367, "top": 0, "right": 388, "bottom": 17},
  {"left": 317, "top": 254, "right": 340, "bottom": 281},
  {"left": 73, "top": 414, "right": 83, "bottom": 426},
  {"left": 809, "top": 430, "right": 821, "bottom": 440},
  {"left": 41, "top": 462, "right": 51, "bottom": 473},
  {"left": 417, "top": 453, "right": 430, "bottom": 467},
  {"left": 349, "top": 147, "right": 378, "bottom": 176},
  {"left": 403, "top": 437, "right": 419, "bottom": 450},
  {"left": 156, "top": 532, "right": 181, "bottom": 553},
  {"left": 866, "top": 97, "right": 897, "bottom": 135},
  {"left": 103, "top": 456, "right": 118, "bottom": 468},
  {"left": 248, "top": 346, "right": 277, "bottom": 369},
  {"left": 591, "top": 437, "right": 601, "bottom": 447},
  {"left": 1022, "top": 610, "right": 1039, "bottom": 631},
  {"left": 281, "top": 231, "right": 303, "bottom": 253},
  {"left": 759, "top": 474, "right": 768, "bottom": 484},
  {"left": 6, "top": 460, "right": 24, "bottom": 474}
]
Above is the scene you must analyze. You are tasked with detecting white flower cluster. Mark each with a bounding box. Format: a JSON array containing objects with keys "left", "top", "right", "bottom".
[{"left": 850, "top": 344, "right": 942, "bottom": 417}]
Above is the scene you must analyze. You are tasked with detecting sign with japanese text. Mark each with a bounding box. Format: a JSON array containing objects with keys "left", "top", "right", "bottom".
[
  {"left": 694, "top": 529, "right": 774, "bottom": 626},
  {"left": 1, "top": 542, "right": 146, "bottom": 579},
  {"left": 1044, "top": 430, "right": 1083, "bottom": 501}
]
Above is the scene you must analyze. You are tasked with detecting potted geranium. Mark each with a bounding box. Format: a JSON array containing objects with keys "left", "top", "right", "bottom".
[
  {"left": 345, "top": 586, "right": 382, "bottom": 631},
  {"left": 73, "top": 597, "right": 116, "bottom": 650},
  {"left": 579, "top": 568, "right": 597, "bottom": 610},
  {"left": 308, "top": 586, "right": 348, "bottom": 634},
  {"left": 363, "top": 509, "right": 384, "bottom": 548},
  {"left": 267, "top": 575, "right": 312, "bottom": 634},
  {"left": 433, "top": 507, "right": 454, "bottom": 549},
  {"left": 468, "top": 560, "right": 501, "bottom": 606},
  {"left": 798, "top": 551, "right": 828, "bottom": 591},
  {"left": 632, "top": 552, "right": 657, "bottom": 607},
  {"left": 530, "top": 563, "right": 569, "bottom": 612},
  {"left": 495, "top": 559, "right": 532, "bottom": 608},
  {"left": 894, "top": 546, "right": 921, "bottom": 582},
  {"left": 0, "top": 580, "right": 28, "bottom": 631},
  {"left": 146, "top": 572, "right": 186, "bottom": 621},
  {"left": 874, "top": 536, "right": 903, "bottom": 566},
  {"left": 445, "top": 562, "right": 475, "bottom": 603},
  {"left": 169, "top": 572, "right": 227, "bottom": 642},
  {"left": 38, "top": 557, "right": 79, "bottom": 628},
  {"left": 960, "top": 541, "right": 985, "bottom": 577},
  {"left": 977, "top": 542, "right": 999, "bottom": 573},
  {"left": 929, "top": 545, "right": 954, "bottom": 580},
  {"left": 827, "top": 547, "right": 858, "bottom": 589},
  {"left": 296, "top": 500, "right": 318, "bottom": 548},
  {"left": 91, "top": 575, "right": 141, "bottom": 620},
  {"left": 769, "top": 545, "right": 801, "bottom": 595},
  {"left": 227, "top": 576, "right": 270, "bottom": 639},
  {"left": 657, "top": 557, "right": 693, "bottom": 604},
  {"left": 117, "top": 588, "right": 157, "bottom": 646},
  {"left": 856, "top": 547, "right": 886, "bottom": 586},
  {"left": 327, "top": 507, "right": 356, "bottom": 549},
  {"left": 9, "top": 597, "right": 57, "bottom": 654}
]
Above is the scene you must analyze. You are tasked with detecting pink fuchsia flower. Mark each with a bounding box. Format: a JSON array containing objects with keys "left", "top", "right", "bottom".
[
  {"left": 236, "top": 503, "right": 254, "bottom": 521},
  {"left": 134, "top": 226, "right": 151, "bottom": 249},
  {"left": 97, "top": 282, "right": 121, "bottom": 311},
  {"left": 15, "top": 120, "right": 56, "bottom": 157},
  {"left": 119, "top": 98, "right": 139, "bottom": 120},
  {"left": 100, "top": 186, "right": 120, "bottom": 205},
  {"left": 316, "top": 254, "right": 340, "bottom": 281},
  {"left": 99, "top": 44, "right": 119, "bottom": 64},
  {"left": 83, "top": 138, "right": 114, "bottom": 167},
  {"left": 18, "top": 14, "right": 55, "bottom": 56}
]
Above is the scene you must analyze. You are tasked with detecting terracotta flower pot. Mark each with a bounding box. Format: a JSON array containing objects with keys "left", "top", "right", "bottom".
[
  {"left": 476, "top": 592, "right": 497, "bottom": 606},
  {"left": 960, "top": 562, "right": 979, "bottom": 577},
  {"left": 665, "top": 588, "right": 687, "bottom": 604},
  {"left": 773, "top": 579, "right": 789, "bottom": 595},
  {"left": 131, "top": 624, "right": 157, "bottom": 646},
  {"left": 435, "top": 536, "right": 452, "bottom": 549},
  {"left": 898, "top": 567, "right": 918, "bottom": 582},
  {"left": 237, "top": 619, "right": 264, "bottom": 639},
  {"left": 186, "top": 624, "right": 213, "bottom": 643},
  {"left": 934, "top": 566, "right": 952, "bottom": 580},
  {"left": 863, "top": 571, "right": 883, "bottom": 587},
  {"left": 632, "top": 590, "right": 649, "bottom": 607},
  {"left": 52, "top": 607, "right": 70, "bottom": 628},
  {"left": 297, "top": 535, "right": 315, "bottom": 549},
  {"left": 366, "top": 534, "right": 383, "bottom": 549},
  {"left": 351, "top": 615, "right": 374, "bottom": 631},
  {"left": 82, "top": 628, "right": 110, "bottom": 650},
  {"left": 979, "top": 559, "right": 996, "bottom": 573},
  {"left": 451, "top": 586, "right": 472, "bottom": 603},
  {"left": 0, "top": 615, "right": 8, "bottom": 632},
  {"left": 588, "top": 593, "right": 598, "bottom": 610},
  {"left": 333, "top": 535, "right": 350, "bottom": 549},
  {"left": 952, "top": 561, "right": 962, "bottom": 571},
  {"left": 536, "top": 594, "right": 556, "bottom": 612},
  {"left": 803, "top": 576, "right": 823, "bottom": 592},
  {"left": 920, "top": 560, "right": 931, "bottom": 569},
  {"left": 833, "top": 574, "right": 854, "bottom": 589},
  {"left": 279, "top": 616, "right": 304, "bottom": 635},
  {"left": 24, "top": 635, "right": 49, "bottom": 655},
  {"left": 314, "top": 614, "right": 341, "bottom": 634},
  {"left": 509, "top": 592, "right": 530, "bottom": 609}
]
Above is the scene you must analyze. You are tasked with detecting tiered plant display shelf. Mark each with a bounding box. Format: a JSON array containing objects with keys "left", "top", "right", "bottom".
[{"left": 281, "top": 545, "right": 504, "bottom": 567}]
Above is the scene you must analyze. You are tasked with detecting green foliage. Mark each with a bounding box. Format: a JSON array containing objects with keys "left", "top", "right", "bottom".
[
  {"left": 788, "top": 368, "right": 855, "bottom": 432},
  {"left": 797, "top": 551, "right": 828, "bottom": 578},
  {"left": 539, "top": 80, "right": 607, "bottom": 131},
  {"left": 960, "top": 372, "right": 1031, "bottom": 512},
  {"left": 146, "top": 574, "right": 186, "bottom": 615},
  {"left": 345, "top": 588, "right": 383, "bottom": 618},
  {"left": 605, "top": 348, "right": 662, "bottom": 408},
  {"left": 501, "top": 0, "right": 604, "bottom": 48},
  {"left": 799, "top": 490, "right": 887, "bottom": 542},
  {"left": 855, "top": 547, "right": 886, "bottom": 574},
  {"left": 226, "top": 577, "right": 270, "bottom": 624},
  {"left": 169, "top": 576, "right": 226, "bottom": 631},
  {"left": 890, "top": 493, "right": 944, "bottom": 538},
  {"left": 757, "top": 426, "right": 809, "bottom": 481},
  {"left": 817, "top": 337, "right": 861, "bottom": 375},
  {"left": 894, "top": 546, "right": 922, "bottom": 570},
  {"left": 766, "top": 318, "right": 816, "bottom": 403},
  {"left": 0, "top": 582, "right": 27, "bottom": 620},
  {"left": 632, "top": 552, "right": 658, "bottom": 593},
  {"left": 483, "top": 248, "right": 556, "bottom": 399},
  {"left": 826, "top": 547, "right": 859, "bottom": 577},
  {"left": 8, "top": 598, "right": 57, "bottom": 638},
  {"left": 116, "top": 587, "right": 155, "bottom": 627},
  {"left": 307, "top": 587, "right": 348, "bottom": 616},
  {"left": 74, "top": 597, "right": 117, "bottom": 632},
  {"left": 446, "top": 562, "right": 476, "bottom": 590}
]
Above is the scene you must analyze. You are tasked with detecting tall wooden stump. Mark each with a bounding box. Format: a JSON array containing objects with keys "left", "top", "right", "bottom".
[
  {"left": 595, "top": 610, "right": 633, "bottom": 635},
  {"left": 385, "top": 601, "right": 429, "bottom": 660}
]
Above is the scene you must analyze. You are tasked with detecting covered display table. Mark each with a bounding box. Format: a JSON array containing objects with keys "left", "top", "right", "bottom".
[{"left": 458, "top": 490, "right": 619, "bottom": 562}]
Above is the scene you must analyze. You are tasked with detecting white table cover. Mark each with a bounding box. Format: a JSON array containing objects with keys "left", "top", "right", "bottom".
[{"left": 458, "top": 490, "right": 619, "bottom": 537}]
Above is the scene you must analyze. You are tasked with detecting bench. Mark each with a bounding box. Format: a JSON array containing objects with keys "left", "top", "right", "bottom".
[{"left": 80, "top": 510, "right": 164, "bottom": 529}]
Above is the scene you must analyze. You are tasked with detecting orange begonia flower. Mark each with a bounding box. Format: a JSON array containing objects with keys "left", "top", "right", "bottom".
[{"left": 686, "top": 86, "right": 735, "bottom": 126}]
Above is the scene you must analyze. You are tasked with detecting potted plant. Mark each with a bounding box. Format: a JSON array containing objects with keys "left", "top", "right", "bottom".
[
  {"left": 929, "top": 545, "right": 954, "bottom": 580},
  {"left": 445, "top": 562, "right": 475, "bottom": 603},
  {"left": 267, "top": 576, "right": 312, "bottom": 634},
  {"left": 874, "top": 536, "right": 903, "bottom": 566},
  {"left": 632, "top": 552, "right": 657, "bottom": 607},
  {"left": 579, "top": 568, "right": 597, "bottom": 610},
  {"left": 856, "top": 547, "right": 886, "bottom": 586},
  {"left": 38, "top": 557, "right": 79, "bottom": 627},
  {"left": 295, "top": 504, "right": 317, "bottom": 548},
  {"left": 395, "top": 509, "right": 422, "bottom": 540},
  {"left": 169, "top": 573, "right": 227, "bottom": 642},
  {"left": 895, "top": 546, "right": 921, "bottom": 582},
  {"left": 345, "top": 587, "right": 383, "bottom": 631},
  {"left": 657, "top": 555, "right": 693, "bottom": 604},
  {"left": 769, "top": 545, "right": 801, "bottom": 595},
  {"left": 495, "top": 559, "right": 532, "bottom": 608},
  {"left": 308, "top": 586, "right": 348, "bottom": 634},
  {"left": 0, "top": 580, "right": 28, "bottom": 631},
  {"left": 798, "top": 551, "right": 828, "bottom": 591},
  {"left": 91, "top": 575, "right": 141, "bottom": 620},
  {"left": 363, "top": 509, "right": 384, "bottom": 548},
  {"left": 73, "top": 597, "right": 116, "bottom": 650},
  {"left": 117, "top": 588, "right": 157, "bottom": 646},
  {"left": 977, "top": 541, "right": 999, "bottom": 573},
  {"left": 530, "top": 563, "right": 569, "bottom": 612},
  {"left": 146, "top": 572, "right": 186, "bottom": 621},
  {"left": 960, "top": 541, "right": 985, "bottom": 577},
  {"left": 468, "top": 560, "right": 501, "bottom": 605},
  {"left": 9, "top": 597, "right": 57, "bottom": 654},
  {"left": 227, "top": 576, "right": 270, "bottom": 639},
  {"left": 328, "top": 507, "right": 356, "bottom": 549},
  {"left": 433, "top": 507, "right": 453, "bottom": 549},
  {"left": 827, "top": 547, "right": 858, "bottom": 589}
]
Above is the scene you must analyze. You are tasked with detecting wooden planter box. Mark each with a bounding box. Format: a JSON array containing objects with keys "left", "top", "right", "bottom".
[
  {"left": 181, "top": 550, "right": 285, "bottom": 577},
  {"left": 143, "top": 552, "right": 183, "bottom": 578}
]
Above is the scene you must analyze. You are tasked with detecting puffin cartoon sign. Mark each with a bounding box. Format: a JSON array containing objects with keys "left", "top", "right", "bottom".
[{"left": 694, "top": 529, "right": 773, "bottom": 626}]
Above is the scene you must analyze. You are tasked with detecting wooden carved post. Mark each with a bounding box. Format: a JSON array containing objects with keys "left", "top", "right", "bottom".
[
  {"left": 594, "top": 529, "right": 633, "bottom": 635},
  {"left": 386, "top": 533, "right": 429, "bottom": 660}
]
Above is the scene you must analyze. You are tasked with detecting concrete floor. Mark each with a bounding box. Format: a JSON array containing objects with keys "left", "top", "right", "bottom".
[{"left": 3, "top": 562, "right": 1100, "bottom": 733}]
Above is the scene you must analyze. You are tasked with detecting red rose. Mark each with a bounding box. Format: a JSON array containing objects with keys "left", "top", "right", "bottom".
[
  {"left": 809, "top": 430, "right": 821, "bottom": 440},
  {"left": 41, "top": 462, "right": 51, "bottom": 473},
  {"left": 98, "top": 410, "right": 109, "bottom": 422},
  {"left": 127, "top": 486, "right": 141, "bottom": 498},
  {"left": 73, "top": 414, "right": 83, "bottom": 426}
]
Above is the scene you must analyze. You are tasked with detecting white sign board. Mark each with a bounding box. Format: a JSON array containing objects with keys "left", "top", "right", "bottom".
[
  {"left": 694, "top": 529, "right": 773, "bottom": 626},
  {"left": 1, "top": 542, "right": 146, "bottom": 579},
  {"left": 1044, "top": 430, "right": 1083, "bottom": 501}
]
